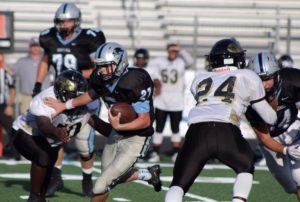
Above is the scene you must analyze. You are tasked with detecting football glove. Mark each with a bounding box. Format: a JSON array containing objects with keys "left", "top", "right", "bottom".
[
  {"left": 283, "top": 144, "right": 300, "bottom": 160},
  {"left": 277, "top": 119, "right": 300, "bottom": 145},
  {"left": 32, "top": 82, "right": 42, "bottom": 97}
]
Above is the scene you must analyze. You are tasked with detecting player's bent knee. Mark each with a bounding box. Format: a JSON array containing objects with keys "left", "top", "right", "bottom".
[
  {"left": 80, "top": 151, "right": 94, "bottom": 162},
  {"left": 36, "top": 151, "right": 53, "bottom": 167}
]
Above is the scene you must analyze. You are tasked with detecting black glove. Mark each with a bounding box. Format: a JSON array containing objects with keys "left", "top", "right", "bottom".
[{"left": 32, "top": 82, "right": 42, "bottom": 97}]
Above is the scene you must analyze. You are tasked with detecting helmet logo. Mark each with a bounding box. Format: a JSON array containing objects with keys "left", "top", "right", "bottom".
[
  {"left": 227, "top": 44, "right": 241, "bottom": 53},
  {"left": 60, "top": 79, "right": 76, "bottom": 92},
  {"left": 112, "top": 47, "right": 124, "bottom": 63}
]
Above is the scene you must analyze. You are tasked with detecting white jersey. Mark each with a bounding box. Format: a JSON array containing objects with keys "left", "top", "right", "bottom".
[
  {"left": 188, "top": 69, "right": 266, "bottom": 126},
  {"left": 13, "top": 86, "right": 91, "bottom": 147},
  {"left": 148, "top": 56, "right": 186, "bottom": 111}
]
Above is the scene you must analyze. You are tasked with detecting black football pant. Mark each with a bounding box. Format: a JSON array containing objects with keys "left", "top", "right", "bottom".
[
  {"left": 155, "top": 108, "right": 182, "bottom": 133},
  {"left": 171, "top": 122, "right": 255, "bottom": 193}
]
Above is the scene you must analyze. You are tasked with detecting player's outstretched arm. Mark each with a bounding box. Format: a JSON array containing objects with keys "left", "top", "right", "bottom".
[{"left": 88, "top": 115, "right": 112, "bottom": 137}]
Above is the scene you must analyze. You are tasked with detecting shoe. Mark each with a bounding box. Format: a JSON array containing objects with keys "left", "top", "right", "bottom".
[
  {"left": 28, "top": 193, "right": 48, "bottom": 202},
  {"left": 147, "top": 164, "right": 162, "bottom": 192},
  {"left": 148, "top": 152, "right": 160, "bottom": 163},
  {"left": 171, "top": 152, "right": 178, "bottom": 162},
  {"left": 46, "top": 167, "right": 64, "bottom": 197},
  {"left": 82, "top": 173, "right": 93, "bottom": 197}
]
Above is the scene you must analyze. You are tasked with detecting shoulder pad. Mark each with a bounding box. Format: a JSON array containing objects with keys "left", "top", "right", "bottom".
[{"left": 40, "top": 28, "right": 51, "bottom": 36}]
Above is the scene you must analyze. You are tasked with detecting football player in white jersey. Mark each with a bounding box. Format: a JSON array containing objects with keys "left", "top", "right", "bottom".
[
  {"left": 13, "top": 70, "right": 111, "bottom": 202},
  {"left": 32, "top": 3, "right": 106, "bottom": 197},
  {"left": 247, "top": 52, "right": 300, "bottom": 200},
  {"left": 165, "top": 38, "right": 277, "bottom": 202},
  {"left": 147, "top": 43, "right": 194, "bottom": 162}
]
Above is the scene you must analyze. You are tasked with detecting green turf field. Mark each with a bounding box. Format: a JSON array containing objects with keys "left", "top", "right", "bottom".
[{"left": 0, "top": 159, "right": 297, "bottom": 202}]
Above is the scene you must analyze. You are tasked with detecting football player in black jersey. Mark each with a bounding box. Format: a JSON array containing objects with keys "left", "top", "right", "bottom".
[
  {"left": 247, "top": 52, "right": 300, "bottom": 200},
  {"left": 31, "top": 3, "right": 106, "bottom": 197},
  {"left": 44, "top": 42, "right": 162, "bottom": 202}
]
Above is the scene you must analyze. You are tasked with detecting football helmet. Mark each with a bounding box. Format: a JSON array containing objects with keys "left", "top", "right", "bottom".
[
  {"left": 134, "top": 48, "right": 150, "bottom": 67},
  {"left": 247, "top": 52, "right": 279, "bottom": 81},
  {"left": 94, "top": 42, "right": 128, "bottom": 82},
  {"left": 278, "top": 54, "right": 293, "bottom": 69},
  {"left": 206, "top": 38, "right": 246, "bottom": 71},
  {"left": 54, "top": 3, "right": 81, "bottom": 37},
  {"left": 54, "top": 70, "right": 87, "bottom": 102}
]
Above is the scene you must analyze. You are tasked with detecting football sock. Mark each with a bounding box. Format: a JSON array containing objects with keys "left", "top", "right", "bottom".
[
  {"left": 137, "top": 168, "right": 152, "bottom": 181},
  {"left": 54, "top": 165, "right": 62, "bottom": 170},
  {"left": 232, "top": 172, "right": 253, "bottom": 202},
  {"left": 165, "top": 186, "right": 184, "bottom": 202},
  {"left": 82, "top": 168, "right": 93, "bottom": 175}
]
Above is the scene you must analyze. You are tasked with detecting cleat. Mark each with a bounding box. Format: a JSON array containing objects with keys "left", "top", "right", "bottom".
[
  {"left": 27, "top": 193, "right": 48, "bottom": 202},
  {"left": 147, "top": 164, "right": 162, "bottom": 192},
  {"left": 82, "top": 173, "right": 93, "bottom": 197},
  {"left": 148, "top": 152, "right": 160, "bottom": 163},
  {"left": 46, "top": 167, "right": 64, "bottom": 197}
]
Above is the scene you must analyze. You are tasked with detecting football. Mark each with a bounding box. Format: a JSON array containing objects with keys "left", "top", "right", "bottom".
[{"left": 110, "top": 102, "right": 137, "bottom": 124}]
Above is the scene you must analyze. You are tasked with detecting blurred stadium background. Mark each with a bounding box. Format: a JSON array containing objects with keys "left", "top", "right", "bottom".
[{"left": 1, "top": 0, "right": 300, "bottom": 68}]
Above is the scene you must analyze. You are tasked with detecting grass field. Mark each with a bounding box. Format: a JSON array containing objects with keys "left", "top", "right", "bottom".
[{"left": 0, "top": 158, "right": 297, "bottom": 202}]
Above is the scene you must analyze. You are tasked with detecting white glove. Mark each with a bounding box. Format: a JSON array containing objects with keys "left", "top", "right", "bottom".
[
  {"left": 278, "top": 119, "right": 300, "bottom": 145},
  {"left": 283, "top": 145, "right": 300, "bottom": 160}
]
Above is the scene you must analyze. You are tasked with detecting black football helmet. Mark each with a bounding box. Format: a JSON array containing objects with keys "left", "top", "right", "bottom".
[
  {"left": 278, "top": 54, "right": 293, "bottom": 69},
  {"left": 206, "top": 38, "right": 246, "bottom": 71},
  {"left": 134, "top": 48, "right": 150, "bottom": 67},
  {"left": 54, "top": 70, "right": 87, "bottom": 102}
]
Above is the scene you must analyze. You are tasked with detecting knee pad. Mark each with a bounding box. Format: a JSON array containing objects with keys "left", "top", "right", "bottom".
[
  {"left": 152, "top": 132, "right": 164, "bottom": 145},
  {"left": 36, "top": 151, "right": 52, "bottom": 167},
  {"left": 171, "top": 133, "right": 182, "bottom": 143},
  {"left": 80, "top": 151, "right": 94, "bottom": 162}
]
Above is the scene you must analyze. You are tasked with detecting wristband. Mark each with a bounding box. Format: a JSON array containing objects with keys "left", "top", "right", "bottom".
[
  {"left": 283, "top": 146, "right": 287, "bottom": 155},
  {"left": 65, "top": 99, "right": 74, "bottom": 110}
]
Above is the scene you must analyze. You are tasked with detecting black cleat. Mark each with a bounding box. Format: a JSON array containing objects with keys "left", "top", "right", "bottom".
[
  {"left": 46, "top": 167, "right": 64, "bottom": 197},
  {"left": 28, "top": 193, "right": 48, "bottom": 202},
  {"left": 82, "top": 173, "right": 93, "bottom": 197},
  {"left": 147, "top": 164, "right": 162, "bottom": 192}
]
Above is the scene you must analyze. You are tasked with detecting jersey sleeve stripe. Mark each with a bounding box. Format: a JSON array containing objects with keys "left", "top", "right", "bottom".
[{"left": 250, "top": 96, "right": 265, "bottom": 105}]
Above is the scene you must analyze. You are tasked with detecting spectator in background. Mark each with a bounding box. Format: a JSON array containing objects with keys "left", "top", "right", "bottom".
[
  {"left": 278, "top": 54, "right": 294, "bottom": 69},
  {"left": 0, "top": 52, "right": 20, "bottom": 160},
  {"left": 13, "top": 37, "right": 53, "bottom": 114},
  {"left": 147, "top": 43, "right": 193, "bottom": 162}
]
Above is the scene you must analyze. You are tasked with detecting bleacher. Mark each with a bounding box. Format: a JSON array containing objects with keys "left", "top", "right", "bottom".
[{"left": 1, "top": 0, "right": 300, "bottom": 68}]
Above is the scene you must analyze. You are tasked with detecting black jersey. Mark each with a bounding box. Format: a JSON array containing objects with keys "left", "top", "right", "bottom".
[
  {"left": 39, "top": 27, "right": 106, "bottom": 76},
  {"left": 89, "top": 67, "right": 155, "bottom": 137},
  {"left": 246, "top": 68, "right": 300, "bottom": 137}
]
